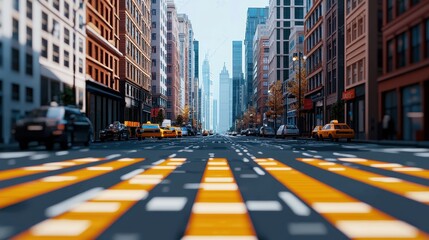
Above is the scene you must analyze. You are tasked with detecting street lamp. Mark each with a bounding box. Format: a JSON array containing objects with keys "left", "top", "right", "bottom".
[{"left": 292, "top": 52, "right": 306, "bottom": 136}]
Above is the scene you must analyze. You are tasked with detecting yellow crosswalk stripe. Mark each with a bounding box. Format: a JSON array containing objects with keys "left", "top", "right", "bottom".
[
  {"left": 255, "top": 158, "right": 429, "bottom": 239},
  {"left": 13, "top": 158, "right": 186, "bottom": 240},
  {"left": 0, "top": 158, "right": 144, "bottom": 209},
  {"left": 183, "top": 158, "right": 257, "bottom": 240},
  {"left": 336, "top": 158, "right": 429, "bottom": 180},
  {"left": 298, "top": 158, "right": 429, "bottom": 204},
  {"left": 0, "top": 158, "right": 105, "bottom": 181}
]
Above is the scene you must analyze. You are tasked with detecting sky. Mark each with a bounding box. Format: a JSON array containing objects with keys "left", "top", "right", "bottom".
[{"left": 175, "top": 0, "right": 269, "bottom": 100}]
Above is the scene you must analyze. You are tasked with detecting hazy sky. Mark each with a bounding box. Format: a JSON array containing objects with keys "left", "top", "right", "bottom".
[{"left": 175, "top": 0, "right": 269, "bottom": 100}]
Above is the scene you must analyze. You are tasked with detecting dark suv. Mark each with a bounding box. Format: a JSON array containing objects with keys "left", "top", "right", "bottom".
[
  {"left": 14, "top": 106, "right": 93, "bottom": 150},
  {"left": 99, "top": 121, "right": 130, "bottom": 141}
]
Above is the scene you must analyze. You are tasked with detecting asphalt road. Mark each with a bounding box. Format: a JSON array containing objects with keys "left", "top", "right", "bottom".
[{"left": 0, "top": 135, "right": 428, "bottom": 240}]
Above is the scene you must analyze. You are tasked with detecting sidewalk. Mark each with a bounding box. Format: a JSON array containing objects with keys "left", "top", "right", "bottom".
[{"left": 298, "top": 136, "right": 429, "bottom": 148}]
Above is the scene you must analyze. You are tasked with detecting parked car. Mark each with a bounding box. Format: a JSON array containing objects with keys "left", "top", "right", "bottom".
[
  {"left": 319, "top": 120, "right": 355, "bottom": 142},
  {"left": 14, "top": 105, "right": 93, "bottom": 150},
  {"left": 246, "top": 128, "right": 258, "bottom": 136},
  {"left": 186, "top": 125, "right": 196, "bottom": 136},
  {"left": 276, "top": 125, "right": 300, "bottom": 138},
  {"left": 202, "top": 130, "right": 209, "bottom": 136},
  {"left": 162, "top": 127, "right": 178, "bottom": 138},
  {"left": 99, "top": 121, "right": 129, "bottom": 141},
  {"left": 231, "top": 131, "right": 237, "bottom": 136},
  {"left": 173, "top": 127, "right": 182, "bottom": 137},
  {"left": 240, "top": 129, "right": 247, "bottom": 135},
  {"left": 259, "top": 126, "right": 275, "bottom": 137},
  {"left": 312, "top": 126, "right": 322, "bottom": 140}
]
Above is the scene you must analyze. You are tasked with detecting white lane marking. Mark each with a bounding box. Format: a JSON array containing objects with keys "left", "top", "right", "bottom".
[
  {"left": 183, "top": 183, "right": 200, "bottom": 189},
  {"left": 369, "top": 177, "right": 402, "bottom": 183},
  {"left": 30, "top": 219, "right": 90, "bottom": 236},
  {"left": 94, "top": 190, "right": 148, "bottom": 201},
  {"left": 246, "top": 201, "right": 282, "bottom": 211},
  {"left": 325, "top": 158, "right": 338, "bottom": 162},
  {"left": 0, "top": 226, "right": 14, "bottom": 239},
  {"left": 253, "top": 167, "right": 265, "bottom": 176},
  {"left": 336, "top": 220, "right": 419, "bottom": 238},
  {"left": 406, "top": 192, "right": 429, "bottom": 202},
  {"left": 152, "top": 159, "right": 165, "bottom": 165},
  {"left": 105, "top": 154, "right": 121, "bottom": 160},
  {"left": 240, "top": 174, "right": 258, "bottom": 178},
  {"left": 238, "top": 153, "right": 243, "bottom": 156},
  {"left": 30, "top": 154, "right": 50, "bottom": 161},
  {"left": 55, "top": 151, "right": 69, "bottom": 156},
  {"left": 71, "top": 202, "right": 120, "bottom": 213},
  {"left": 257, "top": 151, "right": 263, "bottom": 155},
  {"left": 0, "top": 152, "right": 36, "bottom": 159},
  {"left": 414, "top": 152, "right": 429, "bottom": 157},
  {"left": 45, "top": 188, "right": 104, "bottom": 217},
  {"left": 168, "top": 154, "right": 177, "bottom": 158},
  {"left": 302, "top": 153, "right": 314, "bottom": 157},
  {"left": 79, "top": 148, "right": 90, "bottom": 152},
  {"left": 146, "top": 197, "right": 187, "bottom": 211},
  {"left": 279, "top": 192, "right": 311, "bottom": 216},
  {"left": 127, "top": 150, "right": 138, "bottom": 153},
  {"left": 312, "top": 202, "right": 371, "bottom": 213},
  {"left": 8, "top": 159, "right": 16, "bottom": 165},
  {"left": 308, "top": 150, "right": 318, "bottom": 153},
  {"left": 192, "top": 202, "right": 247, "bottom": 214},
  {"left": 243, "top": 158, "right": 250, "bottom": 162},
  {"left": 333, "top": 152, "right": 357, "bottom": 158},
  {"left": 120, "top": 169, "right": 144, "bottom": 180},
  {"left": 243, "top": 149, "right": 248, "bottom": 153}
]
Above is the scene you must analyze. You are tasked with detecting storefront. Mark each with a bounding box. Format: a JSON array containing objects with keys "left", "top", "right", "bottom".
[{"left": 344, "top": 85, "right": 365, "bottom": 139}]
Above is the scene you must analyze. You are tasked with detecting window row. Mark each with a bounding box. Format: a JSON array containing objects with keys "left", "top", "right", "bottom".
[
  {"left": 387, "top": 0, "right": 421, "bottom": 23},
  {"left": 306, "top": 25, "right": 323, "bottom": 52},
  {"left": 346, "top": 15, "right": 365, "bottom": 45},
  {"left": 346, "top": 0, "right": 364, "bottom": 15},
  {"left": 11, "top": 83, "right": 33, "bottom": 103},
  {"left": 346, "top": 58, "right": 365, "bottom": 86}
]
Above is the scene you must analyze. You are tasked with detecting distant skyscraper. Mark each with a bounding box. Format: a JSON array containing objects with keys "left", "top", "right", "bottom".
[
  {"left": 202, "top": 57, "right": 211, "bottom": 130},
  {"left": 213, "top": 99, "right": 218, "bottom": 133},
  {"left": 244, "top": 7, "right": 268, "bottom": 108},
  {"left": 194, "top": 40, "right": 200, "bottom": 126},
  {"left": 219, "top": 64, "right": 232, "bottom": 133},
  {"left": 232, "top": 41, "right": 243, "bottom": 127}
]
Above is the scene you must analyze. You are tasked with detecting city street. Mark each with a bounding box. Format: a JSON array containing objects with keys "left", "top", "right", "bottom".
[{"left": 0, "top": 135, "right": 429, "bottom": 239}]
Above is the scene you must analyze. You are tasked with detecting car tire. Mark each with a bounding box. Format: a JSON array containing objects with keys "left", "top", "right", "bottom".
[
  {"left": 19, "top": 141, "right": 29, "bottom": 150},
  {"left": 138, "top": 137, "right": 142, "bottom": 141},
  {"left": 45, "top": 141, "right": 54, "bottom": 150},
  {"left": 142, "top": 137, "right": 146, "bottom": 140},
  {"left": 84, "top": 133, "right": 91, "bottom": 146},
  {"left": 329, "top": 134, "right": 334, "bottom": 142},
  {"left": 347, "top": 138, "right": 351, "bottom": 142},
  {"left": 158, "top": 137, "right": 162, "bottom": 140},
  {"left": 319, "top": 135, "right": 324, "bottom": 141}
]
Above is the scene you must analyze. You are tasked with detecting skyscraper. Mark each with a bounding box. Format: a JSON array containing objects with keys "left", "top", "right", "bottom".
[
  {"left": 213, "top": 99, "right": 218, "bottom": 133},
  {"left": 219, "top": 64, "right": 232, "bottom": 133},
  {"left": 232, "top": 41, "right": 243, "bottom": 127},
  {"left": 151, "top": 0, "right": 168, "bottom": 112},
  {"left": 166, "top": 1, "right": 180, "bottom": 121},
  {"left": 202, "top": 57, "right": 211, "bottom": 130},
  {"left": 194, "top": 40, "right": 200, "bottom": 127},
  {"left": 244, "top": 7, "right": 268, "bottom": 108}
]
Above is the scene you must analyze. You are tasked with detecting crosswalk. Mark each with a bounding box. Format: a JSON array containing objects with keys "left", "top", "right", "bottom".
[{"left": 1, "top": 155, "right": 428, "bottom": 239}]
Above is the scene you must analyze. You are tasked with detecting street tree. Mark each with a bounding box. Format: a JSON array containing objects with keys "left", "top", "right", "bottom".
[
  {"left": 182, "top": 105, "right": 190, "bottom": 124},
  {"left": 156, "top": 110, "right": 164, "bottom": 124},
  {"left": 242, "top": 106, "right": 256, "bottom": 128},
  {"left": 176, "top": 115, "right": 184, "bottom": 126},
  {"left": 266, "top": 80, "right": 284, "bottom": 130},
  {"left": 287, "top": 65, "right": 307, "bottom": 111}
]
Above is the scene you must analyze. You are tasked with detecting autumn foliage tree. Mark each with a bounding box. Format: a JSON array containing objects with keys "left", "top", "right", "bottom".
[
  {"left": 266, "top": 80, "right": 284, "bottom": 129},
  {"left": 287, "top": 63, "right": 307, "bottom": 111},
  {"left": 242, "top": 106, "right": 256, "bottom": 128},
  {"left": 176, "top": 115, "right": 184, "bottom": 126},
  {"left": 182, "top": 105, "right": 190, "bottom": 124}
]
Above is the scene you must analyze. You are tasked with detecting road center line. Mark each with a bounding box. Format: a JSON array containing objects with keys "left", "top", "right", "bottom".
[
  {"left": 278, "top": 192, "right": 311, "bottom": 216},
  {"left": 120, "top": 169, "right": 144, "bottom": 180},
  {"left": 253, "top": 167, "right": 265, "bottom": 176}
]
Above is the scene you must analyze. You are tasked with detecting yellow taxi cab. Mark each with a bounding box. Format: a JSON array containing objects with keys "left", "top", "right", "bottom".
[
  {"left": 162, "top": 126, "right": 177, "bottom": 138},
  {"left": 136, "top": 122, "right": 164, "bottom": 140},
  {"left": 319, "top": 120, "right": 355, "bottom": 142},
  {"left": 312, "top": 126, "right": 322, "bottom": 140},
  {"left": 173, "top": 127, "right": 182, "bottom": 137}
]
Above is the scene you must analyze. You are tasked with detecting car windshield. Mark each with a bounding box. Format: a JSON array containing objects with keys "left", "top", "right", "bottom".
[
  {"left": 286, "top": 125, "right": 297, "bottom": 129},
  {"left": 28, "top": 108, "right": 63, "bottom": 119},
  {"left": 181, "top": 127, "right": 187, "bottom": 131}
]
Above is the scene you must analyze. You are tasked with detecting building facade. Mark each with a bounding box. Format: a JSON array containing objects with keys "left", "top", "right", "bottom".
[
  {"left": 151, "top": 0, "right": 167, "bottom": 115},
  {"left": 213, "top": 99, "right": 218, "bottom": 133},
  {"left": 344, "top": 0, "right": 381, "bottom": 140},
  {"left": 194, "top": 40, "right": 200, "bottom": 127},
  {"left": 232, "top": 40, "right": 243, "bottom": 126},
  {"left": 166, "top": 1, "right": 180, "bottom": 121},
  {"left": 244, "top": 7, "right": 269, "bottom": 109},
  {"left": 304, "top": 0, "right": 325, "bottom": 133},
  {"left": 268, "top": 0, "right": 306, "bottom": 125},
  {"left": 86, "top": 0, "right": 125, "bottom": 141},
  {"left": 253, "top": 24, "right": 270, "bottom": 127},
  {"left": 119, "top": 0, "right": 152, "bottom": 125},
  {"left": 219, "top": 64, "right": 232, "bottom": 133},
  {"left": 378, "top": 0, "right": 429, "bottom": 141}
]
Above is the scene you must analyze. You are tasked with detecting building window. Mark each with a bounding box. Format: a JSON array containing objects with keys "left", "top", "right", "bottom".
[
  {"left": 396, "top": 32, "right": 407, "bottom": 68},
  {"left": 42, "top": 38, "right": 48, "bottom": 58},
  {"left": 387, "top": 39, "right": 394, "bottom": 72},
  {"left": 411, "top": 24, "right": 421, "bottom": 63},
  {"left": 53, "top": 0, "right": 60, "bottom": 11},
  {"left": 26, "top": 87, "right": 33, "bottom": 103},
  {"left": 295, "top": 7, "right": 303, "bottom": 19},
  {"left": 64, "top": 28, "right": 70, "bottom": 45},
  {"left": 26, "top": 27, "right": 32, "bottom": 47},
  {"left": 151, "top": 9, "right": 156, "bottom": 15},
  {"left": 79, "top": 58, "right": 83, "bottom": 73},
  {"left": 358, "top": 59, "right": 364, "bottom": 81},
  {"left": 79, "top": 38, "right": 83, "bottom": 53},
  {"left": 426, "top": 19, "right": 429, "bottom": 58},
  {"left": 12, "top": 48, "right": 20, "bottom": 72},
  {"left": 64, "top": 50, "right": 69, "bottom": 68},
  {"left": 26, "top": 53, "right": 33, "bottom": 75},
  {"left": 396, "top": 0, "right": 407, "bottom": 16},
  {"left": 53, "top": 44, "right": 59, "bottom": 63},
  {"left": 12, "top": 84, "right": 19, "bottom": 101},
  {"left": 387, "top": 0, "right": 393, "bottom": 22},
  {"left": 64, "top": 2, "right": 70, "bottom": 18},
  {"left": 12, "top": 18, "right": 19, "bottom": 40},
  {"left": 357, "top": 17, "right": 363, "bottom": 36},
  {"left": 26, "top": 0, "right": 32, "bottom": 19},
  {"left": 13, "top": 0, "right": 19, "bottom": 10},
  {"left": 42, "top": 12, "right": 48, "bottom": 32}
]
